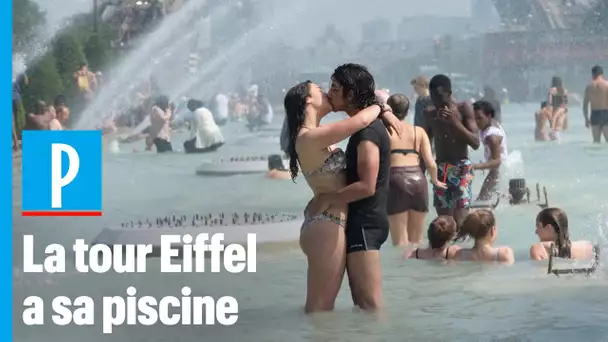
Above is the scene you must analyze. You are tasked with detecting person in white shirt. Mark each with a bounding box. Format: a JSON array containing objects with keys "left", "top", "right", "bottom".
[
  {"left": 472, "top": 100, "right": 508, "bottom": 201},
  {"left": 214, "top": 93, "right": 229, "bottom": 126},
  {"left": 183, "top": 99, "right": 225, "bottom": 153}
]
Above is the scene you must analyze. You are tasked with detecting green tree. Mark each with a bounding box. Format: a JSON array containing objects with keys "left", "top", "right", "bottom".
[
  {"left": 21, "top": 53, "right": 64, "bottom": 113},
  {"left": 84, "top": 34, "right": 110, "bottom": 71},
  {"left": 52, "top": 32, "right": 86, "bottom": 90},
  {"left": 12, "top": 0, "right": 46, "bottom": 51}
]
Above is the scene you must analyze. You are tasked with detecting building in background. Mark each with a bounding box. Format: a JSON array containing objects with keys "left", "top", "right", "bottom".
[{"left": 361, "top": 18, "right": 393, "bottom": 44}]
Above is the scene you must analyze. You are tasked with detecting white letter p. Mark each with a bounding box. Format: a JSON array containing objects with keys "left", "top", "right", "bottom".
[{"left": 51, "top": 143, "right": 80, "bottom": 209}]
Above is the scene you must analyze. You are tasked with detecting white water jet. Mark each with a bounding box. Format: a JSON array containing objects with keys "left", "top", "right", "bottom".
[
  {"left": 503, "top": 150, "right": 524, "bottom": 180},
  {"left": 108, "top": 140, "right": 120, "bottom": 154},
  {"left": 170, "top": 1, "right": 310, "bottom": 99},
  {"left": 75, "top": 0, "right": 312, "bottom": 129},
  {"left": 18, "top": 0, "right": 92, "bottom": 66},
  {"left": 75, "top": 0, "right": 223, "bottom": 129},
  {"left": 13, "top": 53, "right": 27, "bottom": 82}
]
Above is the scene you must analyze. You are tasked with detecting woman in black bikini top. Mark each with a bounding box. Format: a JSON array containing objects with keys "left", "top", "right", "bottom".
[
  {"left": 410, "top": 216, "right": 460, "bottom": 260},
  {"left": 548, "top": 76, "right": 569, "bottom": 135}
]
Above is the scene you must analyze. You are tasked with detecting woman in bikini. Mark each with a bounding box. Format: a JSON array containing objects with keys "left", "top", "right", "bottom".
[
  {"left": 409, "top": 216, "right": 460, "bottom": 260},
  {"left": 453, "top": 209, "right": 514, "bottom": 263},
  {"left": 530, "top": 207, "right": 594, "bottom": 260},
  {"left": 385, "top": 93, "right": 445, "bottom": 247},
  {"left": 284, "top": 81, "right": 399, "bottom": 313},
  {"left": 548, "top": 76, "right": 569, "bottom": 139}
]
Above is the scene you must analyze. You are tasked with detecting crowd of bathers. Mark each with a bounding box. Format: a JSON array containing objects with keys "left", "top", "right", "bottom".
[
  {"left": 535, "top": 65, "right": 608, "bottom": 143},
  {"left": 281, "top": 63, "right": 599, "bottom": 314}
]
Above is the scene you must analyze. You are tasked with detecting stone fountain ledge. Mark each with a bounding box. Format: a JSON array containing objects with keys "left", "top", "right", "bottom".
[{"left": 93, "top": 212, "right": 304, "bottom": 249}]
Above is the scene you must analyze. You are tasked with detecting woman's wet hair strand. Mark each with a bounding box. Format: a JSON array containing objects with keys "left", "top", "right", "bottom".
[
  {"left": 283, "top": 81, "right": 311, "bottom": 182},
  {"left": 537, "top": 207, "right": 571, "bottom": 258}
]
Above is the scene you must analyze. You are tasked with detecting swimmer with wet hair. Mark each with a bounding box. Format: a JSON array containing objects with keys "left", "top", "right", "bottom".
[
  {"left": 410, "top": 216, "right": 460, "bottom": 260},
  {"left": 386, "top": 94, "right": 410, "bottom": 117},
  {"left": 266, "top": 154, "right": 290, "bottom": 180},
  {"left": 453, "top": 209, "right": 514, "bottom": 263},
  {"left": 530, "top": 207, "right": 594, "bottom": 260}
]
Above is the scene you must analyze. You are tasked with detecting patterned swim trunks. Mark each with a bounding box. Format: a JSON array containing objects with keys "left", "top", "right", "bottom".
[{"left": 433, "top": 159, "right": 474, "bottom": 209}]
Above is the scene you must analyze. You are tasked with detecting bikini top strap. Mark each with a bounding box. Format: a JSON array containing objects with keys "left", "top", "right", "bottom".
[
  {"left": 494, "top": 249, "right": 500, "bottom": 262},
  {"left": 445, "top": 246, "right": 450, "bottom": 259}
]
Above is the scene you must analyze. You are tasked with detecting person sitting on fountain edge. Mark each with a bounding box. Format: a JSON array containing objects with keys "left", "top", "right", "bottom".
[
  {"left": 423, "top": 74, "right": 480, "bottom": 227},
  {"left": 472, "top": 100, "right": 508, "bottom": 201}
]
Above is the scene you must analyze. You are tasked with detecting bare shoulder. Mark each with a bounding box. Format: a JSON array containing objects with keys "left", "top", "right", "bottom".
[
  {"left": 498, "top": 246, "right": 515, "bottom": 262},
  {"left": 294, "top": 129, "right": 313, "bottom": 153},
  {"left": 453, "top": 247, "right": 466, "bottom": 259},
  {"left": 529, "top": 243, "right": 546, "bottom": 260},
  {"left": 458, "top": 101, "right": 474, "bottom": 116},
  {"left": 447, "top": 245, "right": 461, "bottom": 259}
]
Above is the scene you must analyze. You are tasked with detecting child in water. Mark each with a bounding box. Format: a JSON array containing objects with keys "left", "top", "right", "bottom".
[
  {"left": 454, "top": 209, "right": 514, "bottom": 263},
  {"left": 530, "top": 207, "right": 594, "bottom": 260},
  {"left": 409, "top": 216, "right": 460, "bottom": 260}
]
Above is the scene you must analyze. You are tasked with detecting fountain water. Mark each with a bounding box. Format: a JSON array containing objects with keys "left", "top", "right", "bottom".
[
  {"left": 76, "top": 0, "right": 232, "bottom": 128},
  {"left": 75, "top": 0, "right": 312, "bottom": 129},
  {"left": 17, "top": 0, "right": 92, "bottom": 67},
  {"left": 12, "top": 53, "right": 27, "bottom": 82}
]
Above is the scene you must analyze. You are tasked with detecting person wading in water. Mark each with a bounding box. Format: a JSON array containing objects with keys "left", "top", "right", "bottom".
[
  {"left": 423, "top": 74, "right": 480, "bottom": 227},
  {"left": 583, "top": 65, "right": 608, "bottom": 143}
]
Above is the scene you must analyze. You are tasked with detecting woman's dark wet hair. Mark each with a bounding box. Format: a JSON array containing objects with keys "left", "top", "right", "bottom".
[
  {"left": 551, "top": 76, "right": 564, "bottom": 93},
  {"left": 267, "top": 154, "right": 286, "bottom": 171},
  {"left": 536, "top": 207, "right": 571, "bottom": 258},
  {"left": 331, "top": 63, "right": 380, "bottom": 110},
  {"left": 473, "top": 100, "right": 495, "bottom": 118},
  {"left": 455, "top": 209, "right": 496, "bottom": 242},
  {"left": 155, "top": 95, "right": 170, "bottom": 111},
  {"left": 283, "top": 81, "right": 311, "bottom": 181},
  {"left": 592, "top": 65, "right": 603, "bottom": 78},
  {"left": 428, "top": 216, "right": 457, "bottom": 249},
  {"left": 387, "top": 94, "right": 410, "bottom": 120}
]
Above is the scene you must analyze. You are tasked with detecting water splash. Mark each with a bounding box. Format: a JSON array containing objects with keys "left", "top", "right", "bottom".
[
  {"left": 75, "top": 0, "right": 227, "bottom": 129},
  {"left": 12, "top": 53, "right": 27, "bottom": 82},
  {"left": 503, "top": 149, "right": 524, "bottom": 179},
  {"left": 19, "top": 0, "right": 92, "bottom": 66},
  {"left": 108, "top": 140, "right": 120, "bottom": 154},
  {"left": 75, "top": 0, "right": 309, "bottom": 129}
]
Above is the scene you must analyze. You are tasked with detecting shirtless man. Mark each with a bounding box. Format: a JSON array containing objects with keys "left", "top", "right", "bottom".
[
  {"left": 424, "top": 74, "right": 480, "bottom": 226},
  {"left": 583, "top": 65, "right": 608, "bottom": 143},
  {"left": 535, "top": 101, "right": 551, "bottom": 141}
]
